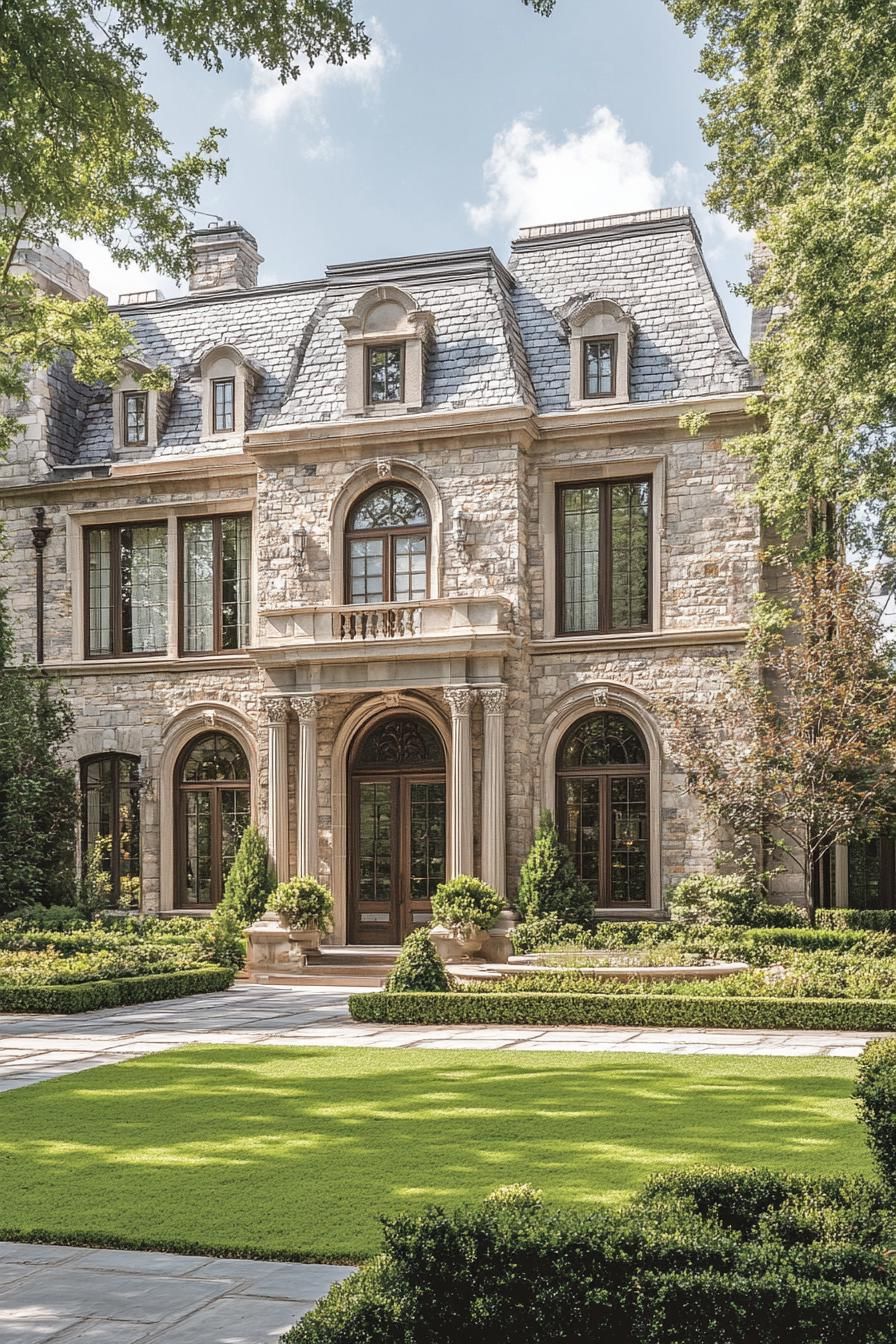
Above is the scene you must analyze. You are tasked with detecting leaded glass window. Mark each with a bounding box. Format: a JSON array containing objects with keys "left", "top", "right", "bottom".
[
  {"left": 177, "top": 733, "right": 250, "bottom": 907},
  {"left": 558, "top": 478, "right": 650, "bottom": 634},
  {"left": 557, "top": 711, "right": 650, "bottom": 907},
  {"left": 80, "top": 754, "right": 141, "bottom": 907},
  {"left": 86, "top": 523, "right": 167, "bottom": 657},
  {"left": 181, "top": 514, "right": 251, "bottom": 653}
]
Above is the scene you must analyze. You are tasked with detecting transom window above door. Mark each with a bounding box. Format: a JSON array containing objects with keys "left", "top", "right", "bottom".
[{"left": 345, "top": 484, "right": 430, "bottom": 605}]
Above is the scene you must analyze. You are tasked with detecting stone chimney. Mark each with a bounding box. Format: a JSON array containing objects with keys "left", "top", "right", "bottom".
[{"left": 188, "top": 221, "right": 263, "bottom": 293}]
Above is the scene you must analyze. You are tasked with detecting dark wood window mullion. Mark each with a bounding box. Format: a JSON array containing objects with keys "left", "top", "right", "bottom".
[{"left": 212, "top": 517, "right": 223, "bottom": 654}]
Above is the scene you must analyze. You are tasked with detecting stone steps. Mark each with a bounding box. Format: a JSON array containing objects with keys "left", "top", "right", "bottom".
[{"left": 250, "top": 945, "right": 400, "bottom": 988}]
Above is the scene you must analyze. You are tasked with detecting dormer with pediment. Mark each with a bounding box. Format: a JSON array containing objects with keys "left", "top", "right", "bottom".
[
  {"left": 560, "top": 296, "right": 637, "bottom": 409},
  {"left": 339, "top": 285, "right": 435, "bottom": 416},
  {"left": 195, "top": 343, "right": 264, "bottom": 441},
  {"left": 110, "top": 357, "right": 172, "bottom": 459}
]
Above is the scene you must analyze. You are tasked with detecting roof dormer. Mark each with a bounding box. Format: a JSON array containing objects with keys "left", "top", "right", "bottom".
[
  {"left": 339, "top": 286, "right": 434, "bottom": 415},
  {"left": 111, "top": 357, "right": 172, "bottom": 458},
  {"left": 195, "top": 343, "right": 263, "bottom": 441},
  {"left": 561, "top": 297, "right": 637, "bottom": 409}
]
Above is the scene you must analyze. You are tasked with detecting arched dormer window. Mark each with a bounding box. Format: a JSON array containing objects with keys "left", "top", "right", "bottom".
[
  {"left": 562, "top": 298, "right": 636, "bottom": 409},
  {"left": 111, "top": 357, "right": 171, "bottom": 457},
  {"left": 196, "top": 343, "right": 263, "bottom": 440},
  {"left": 345, "top": 483, "right": 430, "bottom": 605},
  {"left": 339, "top": 286, "right": 434, "bottom": 415}
]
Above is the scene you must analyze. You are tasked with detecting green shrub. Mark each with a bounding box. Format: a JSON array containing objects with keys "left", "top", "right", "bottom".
[
  {"left": 430, "top": 876, "right": 502, "bottom": 935},
  {"left": 509, "top": 913, "right": 597, "bottom": 954},
  {"left": 349, "top": 989, "right": 896, "bottom": 1031},
  {"left": 219, "top": 825, "right": 275, "bottom": 925},
  {"left": 269, "top": 876, "right": 334, "bottom": 932},
  {"left": 667, "top": 873, "right": 762, "bottom": 926},
  {"left": 199, "top": 905, "right": 246, "bottom": 971},
  {"left": 752, "top": 901, "right": 808, "bottom": 928},
  {"left": 816, "top": 909, "right": 896, "bottom": 932},
  {"left": 855, "top": 1039, "right": 896, "bottom": 1191},
  {"left": 0, "top": 965, "right": 234, "bottom": 1014},
  {"left": 284, "top": 1176, "right": 896, "bottom": 1343},
  {"left": 516, "top": 811, "right": 593, "bottom": 924},
  {"left": 741, "top": 927, "right": 896, "bottom": 958},
  {"left": 386, "top": 929, "right": 451, "bottom": 992},
  {"left": 4, "top": 903, "right": 86, "bottom": 931}
]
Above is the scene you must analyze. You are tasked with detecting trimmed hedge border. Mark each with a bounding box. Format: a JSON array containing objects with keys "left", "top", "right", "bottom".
[
  {"left": 349, "top": 990, "right": 896, "bottom": 1032},
  {"left": 0, "top": 1225, "right": 357, "bottom": 1265},
  {"left": 0, "top": 965, "right": 235, "bottom": 1015}
]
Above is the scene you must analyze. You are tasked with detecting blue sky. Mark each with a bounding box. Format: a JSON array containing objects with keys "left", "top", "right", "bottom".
[{"left": 72, "top": 0, "right": 753, "bottom": 349}]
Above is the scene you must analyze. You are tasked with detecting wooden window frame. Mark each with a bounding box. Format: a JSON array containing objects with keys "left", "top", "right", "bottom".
[
  {"left": 556, "top": 476, "right": 652, "bottom": 636},
  {"left": 79, "top": 752, "right": 140, "bottom": 905},
  {"left": 344, "top": 486, "right": 430, "bottom": 605},
  {"left": 365, "top": 342, "right": 405, "bottom": 406},
  {"left": 122, "top": 391, "right": 149, "bottom": 447},
  {"left": 178, "top": 513, "right": 251, "bottom": 656},
  {"left": 84, "top": 521, "right": 167, "bottom": 659},
  {"left": 582, "top": 335, "right": 617, "bottom": 400},
  {"left": 175, "top": 735, "right": 250, "bottom": 908},
  {"left": 211, "top": 377, "right": 236, "bottom": 434}
]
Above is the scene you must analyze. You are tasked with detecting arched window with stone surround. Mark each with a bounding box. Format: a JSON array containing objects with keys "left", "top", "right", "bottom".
[
  {"left": 176, "top": 732, "right": 250, "bottom": 907},
  {"left": 556, "top": 711, "right": 649, "bottom": 907},
  {"left": 344, "top": 483, "right": 430, "bottom": 605}
]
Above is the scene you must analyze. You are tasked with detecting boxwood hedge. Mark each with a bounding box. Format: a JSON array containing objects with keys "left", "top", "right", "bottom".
[
  {"left": 0, "top": 965, "right": 234, "bottom": 1014},
  {"left": 349, "top": 989, "right": 896, "bottom": 1031}
]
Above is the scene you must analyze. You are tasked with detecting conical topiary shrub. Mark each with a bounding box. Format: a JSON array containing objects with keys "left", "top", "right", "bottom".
[
  {"left": 516, "top": 810, "right": 594, "bottom": 924},
  {"left": 386, "top": 928, "right": 451, "bottom": 992},
  {"left": 219, "top": 825, "right": 276, "bottom": 925}
]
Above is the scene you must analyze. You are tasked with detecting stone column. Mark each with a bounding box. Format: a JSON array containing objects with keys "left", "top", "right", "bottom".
[
  {"left": 479, "top": 685, "right": 507, "bottom": 899},
  {"left": 266, "top": 699, "right": 290, "bottom": 881},
  {"left": 291, "top": 695, "right": 320, "bottom": 878},
  {"left": 444, "top": 686, "right": 476, "bottom": 877}
]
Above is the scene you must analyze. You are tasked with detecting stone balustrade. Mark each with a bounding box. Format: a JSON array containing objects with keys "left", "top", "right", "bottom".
[{"left": 256, "top": 595, "right": 513, "bottom": 653}]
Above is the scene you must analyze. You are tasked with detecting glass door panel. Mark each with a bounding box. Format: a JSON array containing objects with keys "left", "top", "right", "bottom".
[
  {"left": 407, "top": 781, "right": 446, "bottom": 933},
  {"left": 354, "top": 780, "right": 396, "bottom": 942}
]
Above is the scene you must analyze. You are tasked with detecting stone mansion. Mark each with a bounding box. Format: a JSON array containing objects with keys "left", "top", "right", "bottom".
[{"left": 5, "top": 207, "right": 882, "bottom": 934}]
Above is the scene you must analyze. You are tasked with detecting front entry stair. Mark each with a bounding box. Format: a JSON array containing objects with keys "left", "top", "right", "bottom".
[{"left": 252, "top": 946, "right": 401, "bottom": 988}]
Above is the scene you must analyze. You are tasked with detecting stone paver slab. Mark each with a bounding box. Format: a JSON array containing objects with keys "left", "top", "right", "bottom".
[
  {"left": 0, "top": 1309, "right": 82, "bottom": 1342},
  {"left": 141, "top": 1293, "right": 313, "bottom": 1342},
  {"left": 0, "top": 1268, "right": 232, "bottom": 1325},
  {"left": 71, "top": 1250, "right": 216, "bottom": 1276}
]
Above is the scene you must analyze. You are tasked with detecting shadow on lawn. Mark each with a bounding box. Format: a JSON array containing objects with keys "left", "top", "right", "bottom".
[{"left": 0, "top": 1046, "right": 869, "bottom": 1259}]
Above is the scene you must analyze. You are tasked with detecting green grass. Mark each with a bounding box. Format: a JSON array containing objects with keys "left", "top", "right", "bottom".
[{"left": 0, "top": 1045, "right": 870, "bottom": 1261}]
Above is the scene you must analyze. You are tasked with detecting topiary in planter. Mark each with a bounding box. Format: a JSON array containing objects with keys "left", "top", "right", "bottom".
[
  {"left": 386, "top": 929, "right": 451, "bottom": 992},
  {"left": 431, "top": 876, "right": 503, "bottom": 938},
  {"left": 269, "top": 876, "right": 334, "bottom": 933}
]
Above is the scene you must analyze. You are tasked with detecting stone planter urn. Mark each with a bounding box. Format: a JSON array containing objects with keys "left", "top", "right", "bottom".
[
  {"left": 453, "top": 928, "right": 486, "bottom": 960},
  {"left": 286, "top": 920, "right": 322, "bottom": 955}
]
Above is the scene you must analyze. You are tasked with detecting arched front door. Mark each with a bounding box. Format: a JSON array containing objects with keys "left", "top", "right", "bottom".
[{"left": 349, "top": 714, "right": 447, "bottom": 944}]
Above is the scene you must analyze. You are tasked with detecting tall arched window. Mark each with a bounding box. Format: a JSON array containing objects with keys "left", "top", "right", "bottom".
[
  {"left": 80, "top": 754, "right": 141, "bottom": 907},
  {"left": 345, "top": 484, "right": 430, "bottom": 605},
  {"left": 177, "top": 733, "right": 250, "bottom": 907},
  {"left": 556, "top": 712, "right": 649, "bottom": 907}
]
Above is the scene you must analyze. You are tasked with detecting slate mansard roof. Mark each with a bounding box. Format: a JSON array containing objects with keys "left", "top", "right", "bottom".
[{"left": 55, "top": 207, "right": 753, "bottom": 468}]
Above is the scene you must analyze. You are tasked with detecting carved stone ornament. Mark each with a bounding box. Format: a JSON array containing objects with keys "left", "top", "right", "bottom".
[
  {"left": 382, "top": 692, "right": 405, "bottom": 708},
  {"left": 480, "top": 686, "right": 508, "bottom": 715},
  {"left": 290, "top": 695, "right": 320, "bottom": 721},
  {"left": 265, "top": 699, "right": 290, "bottom": 725},
  {"left": 201, "top": 709, "right": 217, "bottom": 727},
  {"left": 592, "top": 687, "right": 610, "bottom": 707},
  {"left": 443, "top": 686, "right": 477, "bottom": 717},
  {"left": 376, "top": 456, "right": 392, "bottom": 479}
]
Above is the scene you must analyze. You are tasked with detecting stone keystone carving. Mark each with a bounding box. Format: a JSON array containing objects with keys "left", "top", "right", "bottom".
[
  {"left": 592, "top": 687, "right": 610, "bottom": 707},
  {"left": 443, "top": 686, "right": 477, "bottom": 717},
  {"left": 201, "top": 708, "right": 217, "bottom": 727},
  {"left": 480, "top": 686, "right": 508, "bottom": 715},
  {"left": 265, "top": 699, "right": 290, "bottom": 725},
  {"left": 290, "top": 694, "right": 320, "bottom": 721},
  {"left": 376, "top": 456, "right": 392, "bottom": 478}
]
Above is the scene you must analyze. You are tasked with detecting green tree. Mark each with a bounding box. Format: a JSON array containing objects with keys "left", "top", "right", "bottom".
[
  {"left": 0, "top": 594, "right": 78, "bottom": 913},
  {"left": 666, "top": 1, "right": 896, "bottom": 558},
  {"left": 219, "top": 824, "right": 275, "bottom": 925},
  {"left": 516, "top": 810, "right": 593, "bottom": 924}
]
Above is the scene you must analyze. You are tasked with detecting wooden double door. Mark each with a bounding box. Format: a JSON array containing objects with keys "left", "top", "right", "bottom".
[{"left": 349, "top": 715, "right": 447, "bottom": 944}]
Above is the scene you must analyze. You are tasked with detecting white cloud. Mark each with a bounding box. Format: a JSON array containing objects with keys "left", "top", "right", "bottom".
[
  {"left": 239, "top": 18, "right": 394, "bottom": 131},
  {"left": 56, "top": 234, "right": 178, "bottom": 305},
  {"left": 466, "top": 108, "right": 679, "bottom": 236}
]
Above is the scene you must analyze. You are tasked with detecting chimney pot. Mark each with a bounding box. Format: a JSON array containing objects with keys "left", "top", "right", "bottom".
[{"left": 188, "top": 221, "right": 263, "bottom": 293}]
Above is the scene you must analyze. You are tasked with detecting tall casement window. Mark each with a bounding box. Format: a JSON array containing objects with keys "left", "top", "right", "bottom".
[
  {"left": 847, "top": 833, "right": 896, "bottom": 909},
  {"left": 180, "top": 514, "right": 251, "bottom": 653},
  {"left": 80, "top": 754, "right": 141, "bottom": 907},
  {"left": 177, "top": 733, "right": 250, "bottom": 906},
  {"left": 345, "top": 484, "right": 429, "bottom": 605},
  {"left": 583, "top": 336, "right": 616, "bottom": 399},
  {"left": 123, "top": 391, "right": 148, "bottom": 446},
  {"left": 557, "top": 478, "right": 651, "bottom": 634},
  {"left": 557, "top": 711, "right": 649, "bottom": 907},
  {"left": 86, "top": 523, "right": 168, "bottom": 656},
  {"left": 366, "top": 344, "right": 404, "bottom": 405},
  {"left": 212, "top": 377, "right": 235, "bottom": 433}
]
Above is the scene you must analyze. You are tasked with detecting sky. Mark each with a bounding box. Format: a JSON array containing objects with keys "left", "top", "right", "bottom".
[{"left": 68, "top": 0, "right": 754, "bottom": 350}]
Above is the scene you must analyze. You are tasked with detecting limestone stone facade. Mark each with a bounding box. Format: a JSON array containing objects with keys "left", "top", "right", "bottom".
[{"left": 2, "top": 208, "right": 778, "bottom": 935}]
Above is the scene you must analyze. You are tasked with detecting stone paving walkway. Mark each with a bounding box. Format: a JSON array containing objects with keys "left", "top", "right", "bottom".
[
  {"left": 0, "top": 1241, "right": 352, "bottom": 1343},
  {"left": 0, "top": 983, "right": 886, "bottom": 1094}
]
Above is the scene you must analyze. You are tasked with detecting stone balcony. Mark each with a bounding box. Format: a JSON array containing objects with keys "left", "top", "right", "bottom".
[{"left": 253, "top": 595, "right": 517, "bottom": 668}]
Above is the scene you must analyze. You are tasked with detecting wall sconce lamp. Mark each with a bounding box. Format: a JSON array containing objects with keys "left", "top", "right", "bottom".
[
  {"left": 292, "top": 524, "right": 308, "bottom": 570},
  {"left": 452, "top": 507, "right": 469, "bottom": 554}
]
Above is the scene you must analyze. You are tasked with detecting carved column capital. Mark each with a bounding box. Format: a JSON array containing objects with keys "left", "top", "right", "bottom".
[
  {"left": 443, "top": 686, "right": 477, "bottom": 718},
  {"left": 265, "top": 698, "right": 290, "bottom": 725},
  {"left": 480, "top": 685, "right": 508, "bottom": 716},
  {"left": 290, "top": 694, "right": 320, "bottom": 722}
]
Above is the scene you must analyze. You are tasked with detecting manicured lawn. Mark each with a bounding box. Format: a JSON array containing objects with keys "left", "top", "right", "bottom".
[{"left": 0, "top": 1045, "right": 870, "bottom": 1261}]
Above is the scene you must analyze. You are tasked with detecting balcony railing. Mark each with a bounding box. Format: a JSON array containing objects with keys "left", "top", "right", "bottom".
[{"left": 256, "top": 595, "right": 513, "bottom": 656}]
